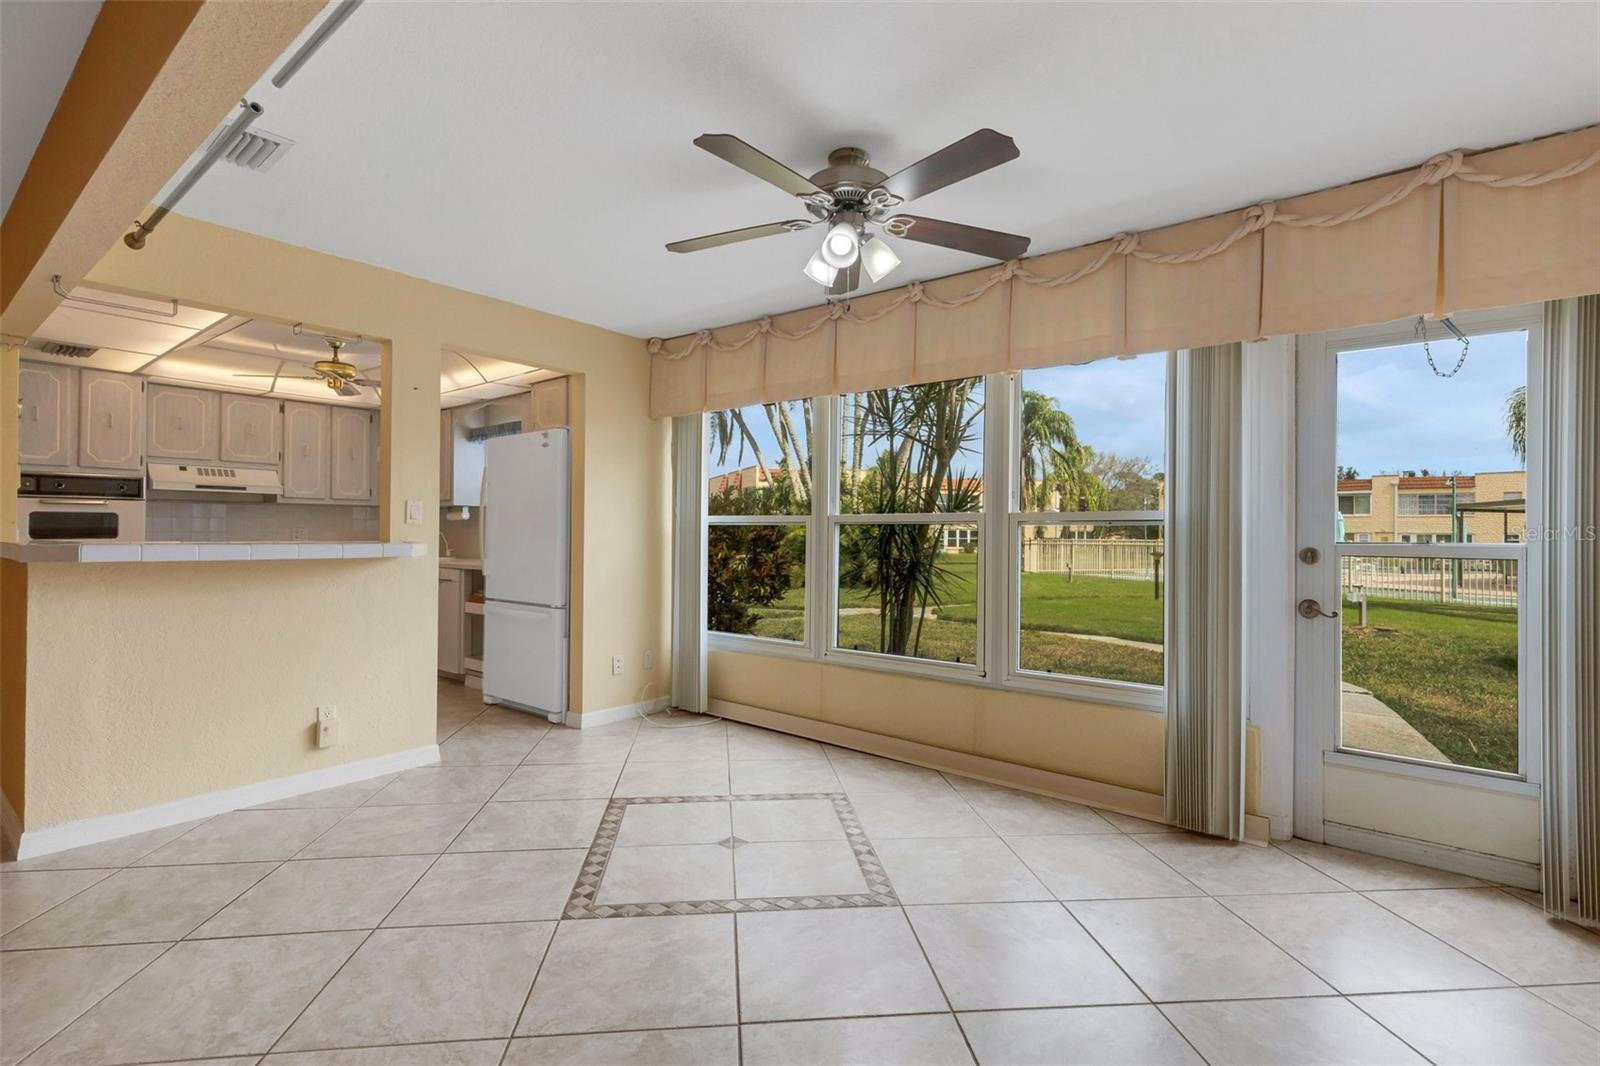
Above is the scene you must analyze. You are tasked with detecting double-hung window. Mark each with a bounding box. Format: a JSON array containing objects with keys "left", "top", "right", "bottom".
[
  {"left": 832, "top": 377, "right": 985, "bottom": 668},
  {"left": 704, "top": 401, "right": 812, "bottom": 647},
  {"left": 1009, "top": 353, "right": 1169, "bottom": 697},
  {"left": 699, "top": 357, "right": 1171, "bottom": 707}
]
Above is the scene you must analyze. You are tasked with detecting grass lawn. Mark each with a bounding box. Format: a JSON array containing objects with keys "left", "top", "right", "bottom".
[
  {"left": 749, "top": 553, "right": 1164, "bottom": 684},
  {"left": 1341, "top": 596, "right": 1519, "bottom": 773}
]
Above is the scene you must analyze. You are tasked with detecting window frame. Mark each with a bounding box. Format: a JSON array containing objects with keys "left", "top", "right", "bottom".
[
  {"left": 1309, "top": 306, "right": 1544, "bottom": 787},
  {"left": 703, "top": 401, "right": 816, "bottom": 660},
  {"left": 701, "top": 363, "right": 1172, "bottom": 710}
]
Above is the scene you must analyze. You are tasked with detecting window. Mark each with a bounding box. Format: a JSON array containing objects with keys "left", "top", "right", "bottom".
[
  {"left": 1399, "top": 491, "right": 1474, "bottom": 515},
  {"left": 1014, "top": 353, "right": 1168, "bottom": 689},
  {"left": 1337, "top": 493, "right": 1371, "bottom": 515},
  {"left": 1334, "top": 328, "right": 1529, "bottom": 774},
  {"left": 697, "top": 355, "right": 1171, "bottom": 706},
  {"left": 834, "top": 378, "right": 984, "bottom": 666},
  {"left": 705, "top": 400, "right": 811, "bottom": 644}
]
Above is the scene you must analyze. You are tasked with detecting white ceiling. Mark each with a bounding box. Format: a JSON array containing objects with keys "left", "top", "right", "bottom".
[
  {"left": 26, "top": 290, "right": 554, "bottom": 408},
  {"left": 159, "top": 2, "right": 1598, "bottom": 338},
  {"left": 0, "top": 0, "right": 101, "bottom": 219}
]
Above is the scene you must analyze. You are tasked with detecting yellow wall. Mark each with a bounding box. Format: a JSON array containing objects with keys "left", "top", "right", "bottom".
[
  {"left": 709, "top": 650, "right": 1165, "bottom": 795},
  {"left": 21, "top": 558, "right": 433, "bottom": 829},
  {"left": 6, "top": 216, "right": 669, "bottom": 833},
  {"left": 1, "top": 559, "right": 26, "bottom": 821}
]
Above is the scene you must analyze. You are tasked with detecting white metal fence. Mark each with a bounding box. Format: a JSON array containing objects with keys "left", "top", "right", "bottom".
[
  {"left": 1340, "top": 556, "right": 1519, "bottom": 608},
  {"left": 1020, "top": 537, "right": 1164, "bottom": 579}
]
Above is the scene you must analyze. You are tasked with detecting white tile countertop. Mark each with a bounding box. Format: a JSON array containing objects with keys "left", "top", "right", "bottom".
[{"left": 0, "top": 541, "right": 428, "bottom": 564}]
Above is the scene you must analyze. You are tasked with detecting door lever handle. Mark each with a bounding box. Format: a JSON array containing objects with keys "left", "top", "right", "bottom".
[{"left": 1298, "top": 598, "right": 1339, "bottom": 620}]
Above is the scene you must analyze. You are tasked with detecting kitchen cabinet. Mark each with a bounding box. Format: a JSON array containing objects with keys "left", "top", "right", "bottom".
[
  {"left": 17, "top": 362, "right": 77, "bottom": 468},
  {"left": 146, "top": 385, "right": 219, "bottom": 462},
  {"left": 219, "top": 394, "right": 281, "bottom": 466},
  {"left": 282, "top": 402, "right": 331, "bottom": 499},
  {"left": 439, "top": 407, "right": 485, "bottom": 507},
  {"left": 438, "top": 567, "right": 465, "bottom": 675},
  {"left": 528, "top": 378, "right": 568, "bottom": 430},
  {"left": 78, "top": 369, "right": 143, "bottom": 471},
  {"left": 330, "top": 408, "right": 376, "bottom": 501}
]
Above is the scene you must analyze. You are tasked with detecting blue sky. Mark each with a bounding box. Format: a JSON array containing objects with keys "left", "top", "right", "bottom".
[
  {"left": 1336, "top": 330, "right": 1526, "bottom": 477},
  {"left": 1023, "top": 353, "right": 1167, "bottom": 473}
]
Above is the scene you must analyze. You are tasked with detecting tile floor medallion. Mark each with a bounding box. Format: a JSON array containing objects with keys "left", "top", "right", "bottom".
[{"left": 563, "top": 793, "right": 898, "bottom": 918}]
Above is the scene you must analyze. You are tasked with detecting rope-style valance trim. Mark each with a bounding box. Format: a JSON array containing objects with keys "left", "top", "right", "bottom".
[{"left": 648, "top": 137, "right": 1600, "bottom": 363}]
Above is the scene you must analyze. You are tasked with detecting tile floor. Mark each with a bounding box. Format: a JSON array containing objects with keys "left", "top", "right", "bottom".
[{"left": 1, "top": 680, "right": 1596, "bottom": 1065}]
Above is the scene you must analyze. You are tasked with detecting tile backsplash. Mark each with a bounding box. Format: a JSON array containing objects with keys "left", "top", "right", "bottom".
[{"left": 147, "top": 501, "right": 379, "bottom": 542}]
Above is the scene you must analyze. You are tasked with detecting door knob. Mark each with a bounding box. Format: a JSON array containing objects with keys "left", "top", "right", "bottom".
[{"left": 1297, "top": 598, "right": 1339, "bottom": 620}]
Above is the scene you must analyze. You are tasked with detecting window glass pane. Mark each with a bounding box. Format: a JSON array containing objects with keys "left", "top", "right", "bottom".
[
  {"left": 838, "top": 378, "right": 983, "bottom": 514},
  {"left": 836, "top": 523, "right": 978, "bottom": 664},
  {"left": 1017, "top": 522, "right": 1164, "bottom": 686},
  {"left": 708, "top": 400, "right": 812, "bottom": 516},
  {"left": 1340, "top": 554, "right": 1518, "bottom": 773},
  {"left": 1018, "top": 353, "right": 1166, "bottom": 512},
  {"left": 1335, "top": 330, "right": 1526, "bottom": 545},
  {"left": 707, "top": 525, "right": 806, "bottom": 642}
]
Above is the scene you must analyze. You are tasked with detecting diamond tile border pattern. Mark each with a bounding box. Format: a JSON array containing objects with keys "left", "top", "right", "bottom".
[{"left": 564, "top": 792, "right": 898, "bottom": 918}]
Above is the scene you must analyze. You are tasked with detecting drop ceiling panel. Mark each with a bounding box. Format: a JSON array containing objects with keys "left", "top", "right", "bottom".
[{"left": 33, "top": 305, "right": 200, "bottom": 356}]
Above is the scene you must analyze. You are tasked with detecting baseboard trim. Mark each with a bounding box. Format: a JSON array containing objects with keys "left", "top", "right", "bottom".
[
  {"left": 572, "top": 697, "right": 670, "bottom": 730},
  {"left": 12, "top": 744, "right": 441, "bottom": 861},
  {"left": 708, "top": 698, "right": 1165, "bottom": 822},
  {"left": 1322, "top": 821, "right": 1540, "bottom": 890}
]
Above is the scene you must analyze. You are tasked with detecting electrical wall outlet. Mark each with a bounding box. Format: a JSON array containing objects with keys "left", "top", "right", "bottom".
[
  {"left": 643, "top": 649, "right": 654, "bottom": 670},
  {"left": 291, "top": 527, "right": 309, "bottom": 542},
  {"left": 405, "top": 499, "right": 424, "bottom": 524},
  {"left": 316, "top": 705, "right": 340, "bottom": 749},
  {"left": 611, "top": 654, "right": 624, "bottom": 676}
]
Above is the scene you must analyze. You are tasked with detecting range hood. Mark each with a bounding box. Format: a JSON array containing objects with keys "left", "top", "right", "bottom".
[{"left": 147, "top": 463, "right": 283, "bottom": 495}]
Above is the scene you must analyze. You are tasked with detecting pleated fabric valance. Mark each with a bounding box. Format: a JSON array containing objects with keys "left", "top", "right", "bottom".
[{"left": 650, "top": 125, "right": 1600, "bottom": 417}]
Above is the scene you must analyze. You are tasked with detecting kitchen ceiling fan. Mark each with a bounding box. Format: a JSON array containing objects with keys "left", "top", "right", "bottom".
[
  {"left": 234, "top": 334, "right": 379, "bottom": 397},
  {"left": 666, "top": 129, "right": 1030, "bottom": 296}
]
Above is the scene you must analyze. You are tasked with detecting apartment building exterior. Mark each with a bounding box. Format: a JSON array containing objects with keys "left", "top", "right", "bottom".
[{"left": 1337, "top": 471, "right": 1526, "bottom": 544}]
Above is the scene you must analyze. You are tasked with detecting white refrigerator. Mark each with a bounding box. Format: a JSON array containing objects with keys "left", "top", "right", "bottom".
[{"left": 481, "top": 428, "right": 569, "bottom": 724}]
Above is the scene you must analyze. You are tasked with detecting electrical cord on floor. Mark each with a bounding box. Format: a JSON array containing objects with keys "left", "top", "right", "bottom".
[{"left": 632, "top": 679, "right": 724, "bottom": 729}]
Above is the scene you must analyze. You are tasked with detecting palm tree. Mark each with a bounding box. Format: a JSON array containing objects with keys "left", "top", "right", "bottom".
[
  {"left": 1019, "top": 389, "right": 1103, "bottom": 511},
  {"left": 1505, "top": 385, "right": 1527, "bottom": 463}
]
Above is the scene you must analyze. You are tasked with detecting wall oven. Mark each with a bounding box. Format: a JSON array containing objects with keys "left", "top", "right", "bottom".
[{"left": 18, "top": 474, "right": 145, "bottom": 544}]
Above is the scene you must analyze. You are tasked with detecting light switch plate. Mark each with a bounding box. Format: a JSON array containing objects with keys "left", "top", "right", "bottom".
[
  {"left": 405, "top": 499, "right": 423, "bottom": 524},
  {"left": 643, "top": 649, "right": 654, "bottom": 670}
]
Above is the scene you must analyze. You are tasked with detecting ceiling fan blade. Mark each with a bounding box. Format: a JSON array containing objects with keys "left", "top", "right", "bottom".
[
  {"left": 828, "top": 258, "right": 862, "bottom": 297},
  {"left": 889, "top": 215, "right": 1030, "bottom": 260},
  {"left": 233, "top": 373, "right": 320, "bottom": 381},
  {"left": 336, "top": 381, "right": 361, "bottom": 398},
  {"left": 666, "top": 220, "right": 811, "bottom": 254},
  {"left": 874, "top": 129, "right": 1019, "bottom": 203},
  {"left": 351, "top": 377, "right": 382, "bottom": 388},
  {"left": 693, "top": 134, "right": 825, "bottom": 199}
]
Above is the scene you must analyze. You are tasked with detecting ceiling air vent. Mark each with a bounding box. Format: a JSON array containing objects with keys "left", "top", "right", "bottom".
[
  {"left": 204, "top": 124, "right": 295, "bottom": 172},
  {"left": 37, "top": 341, "right": 96, "bottom": 359}
]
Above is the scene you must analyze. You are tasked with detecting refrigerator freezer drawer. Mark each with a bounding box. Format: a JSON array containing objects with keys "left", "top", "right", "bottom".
[{"left": 483, "top": 601, "right": 567, "bottom": 719}]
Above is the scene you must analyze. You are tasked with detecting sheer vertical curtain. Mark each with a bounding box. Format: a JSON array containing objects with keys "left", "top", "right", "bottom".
[
  {"left": 1541, "top": 295, "right": 1600, "bottom": 928},
  {"left": 1166, "top": 343, "right": 1246, "bottom": 838},
  {"left": 671, "top": 415, "right": 707, "bottom": 714}
]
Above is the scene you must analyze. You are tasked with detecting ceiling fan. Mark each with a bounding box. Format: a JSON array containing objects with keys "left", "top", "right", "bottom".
[
  {"left": 234, "top": 334, "right": 380, "bottom": 397},
  {"left": 666, "top": 129, "right": 1030, "bottom": 296}
]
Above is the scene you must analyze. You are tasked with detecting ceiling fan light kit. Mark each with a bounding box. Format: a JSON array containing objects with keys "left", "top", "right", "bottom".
[{"left": 667, "top": 130, "right": 1030, "bottom": 297}]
